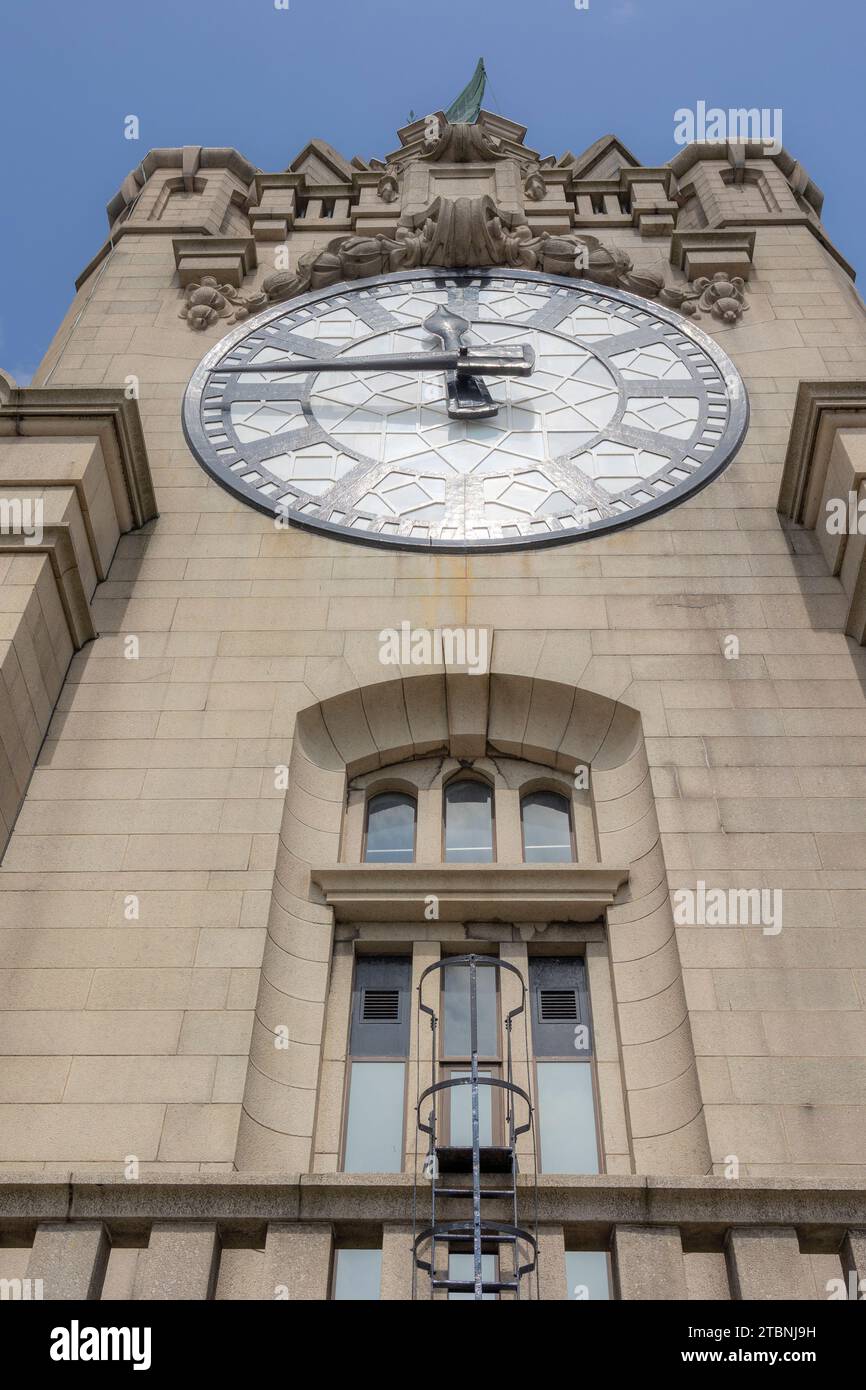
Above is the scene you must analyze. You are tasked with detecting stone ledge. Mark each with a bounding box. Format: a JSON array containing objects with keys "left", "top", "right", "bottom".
[
  {"left": 309, "top": 863, "right": 630, "bottom": 922},
  {"left": 0, "top": 1172, "right": 863, "bottom": 1233}
]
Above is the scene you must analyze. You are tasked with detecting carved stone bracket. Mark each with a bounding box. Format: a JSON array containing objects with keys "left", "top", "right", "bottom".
[
  {"left": 669, "top": 229, "right": 756, "bottom": 282},
  {"left": 173, "top": 236, "right": 258, "bottom": 288}
]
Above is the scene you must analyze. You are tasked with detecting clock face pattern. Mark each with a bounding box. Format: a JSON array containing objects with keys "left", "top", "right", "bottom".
[{"left": 183, "top": 269, "right": 748, "bottom": 551}]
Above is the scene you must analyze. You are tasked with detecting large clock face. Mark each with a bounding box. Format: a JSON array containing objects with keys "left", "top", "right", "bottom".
[{"left": 183, "top": 268, "right": 748, "bottom": 551}]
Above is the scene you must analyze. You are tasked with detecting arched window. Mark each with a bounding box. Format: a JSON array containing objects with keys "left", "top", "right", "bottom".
[
  {"left": 364, "top": 792, "right": 416, "bottom": 864},
  {"left": 521, "top": 790, "right": 574, "bottom": 863},
  {"left": 444, "top": 779, "right": 494, "bottom": 863}
]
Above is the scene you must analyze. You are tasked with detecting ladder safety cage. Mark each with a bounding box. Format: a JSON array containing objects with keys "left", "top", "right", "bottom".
[{"left": 411, "top": 954, "right": 540, "bottom": 1300}]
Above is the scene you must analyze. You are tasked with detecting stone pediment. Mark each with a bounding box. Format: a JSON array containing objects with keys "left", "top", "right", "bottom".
[
  {"left": 286, "top": 137, "right": 355, "bottom": 184},
  {"left": 567, "top": 133, "right": 643, "bottom": 179}
]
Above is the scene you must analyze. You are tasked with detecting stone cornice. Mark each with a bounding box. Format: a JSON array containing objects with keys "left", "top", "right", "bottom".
[
  {"left": 0, "top": 1172, "right": 863, "bottom": 1234},
  {"left": 310, "top": 863, "right": 629, "bottom": 922},
  {"left": 777, "top": 381, "right": 866, "bottom": 645},
  {"left": 0, "top": 384, "right": 158, "bottom": 531},
  {"left": 778, "top": 381, "right": 866, "bottom": 523}
]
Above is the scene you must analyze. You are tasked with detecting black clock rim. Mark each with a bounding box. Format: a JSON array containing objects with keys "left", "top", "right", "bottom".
[{"left": 182, "top": 266, "right": 750, "bottom": 554}]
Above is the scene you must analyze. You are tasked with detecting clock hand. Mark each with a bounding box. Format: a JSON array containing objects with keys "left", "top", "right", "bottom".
[
  {"left": 223, "top": 343, "right": 535, "bottom": 380},
  {"left": 422, "top": 307, "right": 498, "bottom": 421}
]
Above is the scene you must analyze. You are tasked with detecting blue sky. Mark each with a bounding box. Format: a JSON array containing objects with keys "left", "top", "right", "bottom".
[{"left": 1, "top": 0, "right": 863, "bottom": 381}]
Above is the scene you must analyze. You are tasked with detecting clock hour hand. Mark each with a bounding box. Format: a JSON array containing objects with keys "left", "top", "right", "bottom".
[{"left": 422, "top": 307, "right": 498, "bottom": 421}]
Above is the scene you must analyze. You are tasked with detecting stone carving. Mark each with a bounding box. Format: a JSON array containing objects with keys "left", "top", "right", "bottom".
[
  {"left": 523, "top": 171, "right": 547, "bottom": 202},
  {"left": 398, "top": 194, "right": 537, "bottom": 269},
  {"left": 180, "top": 194, "right": 675, "bottom": 328},
  {"left": 420, "top": 119, "right": 503, "bottom": 163},
  {"left": 661, "top": 271, "right": 749, "bottom": 323},
  {"left": 534, "top": 232, "right": 665, "bottom": 299},
  {"left": 376, "top": 172, "right": 399, "bottom": 203},
  {"left": 179, "top": 276, "right": 246, "bottom": 331}
]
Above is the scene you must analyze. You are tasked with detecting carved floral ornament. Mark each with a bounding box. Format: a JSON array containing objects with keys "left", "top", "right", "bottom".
[
  {"left": 662, "top": 271, "right": 749, "bottom": 324},
  {"left": 179, "top": 193, "right": 748, "bottom": 330}
]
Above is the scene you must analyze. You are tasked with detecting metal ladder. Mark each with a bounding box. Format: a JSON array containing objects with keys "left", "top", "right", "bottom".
[{"left": 411, "top": 955, "right": 539, "bottom": 1300}]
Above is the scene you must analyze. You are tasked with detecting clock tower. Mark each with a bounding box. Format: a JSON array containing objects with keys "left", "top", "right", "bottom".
[{"left": 1, "top": 81, "right": 865, "bottom": 1303}]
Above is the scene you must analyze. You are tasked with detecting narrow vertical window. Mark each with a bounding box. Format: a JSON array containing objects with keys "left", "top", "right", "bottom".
[
  {"left": 521, "top": 790, "right": 574, "bottom": 863},
  {"left": 444, "top": 778, "right": 494, "bottom": 863},
  {"left": 440, "top": 958, "right": 500, "bottom": 1153},
  {"left": 364, "top": 792, "right": 416, "bottom": 863},
  {"left": 530, "top": 956, "right": 600, "bottom": 1174},
  {"left": 342, "top": 956, "right": 410, "bottom": 1173}
]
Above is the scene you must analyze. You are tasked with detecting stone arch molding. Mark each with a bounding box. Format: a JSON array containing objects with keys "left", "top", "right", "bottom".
[{"left": 234, "top": 661, "right": 711, "bottom": 1177}]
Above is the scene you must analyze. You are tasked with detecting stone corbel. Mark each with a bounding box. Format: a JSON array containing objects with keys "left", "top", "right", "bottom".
[
  {"left": 173, "top": 236, "right": 258, "bottom": 288},
  {"left": 669, "top": 228, "right": 756, "bottom": 281}
]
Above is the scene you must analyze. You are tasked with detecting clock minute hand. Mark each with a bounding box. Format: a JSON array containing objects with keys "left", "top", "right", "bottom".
[{"left": 225, "top": 344, "right": 535, "bottom": 377}]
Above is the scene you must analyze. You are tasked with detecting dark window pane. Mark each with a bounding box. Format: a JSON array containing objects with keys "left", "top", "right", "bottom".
[
  {"left": 343, "top": 1061, "right": 405, "bottom": 1172},
  {"left": 530, "top": 956, "right": 592, "bottom": 1057},
  {"left": 522, "top": 790, "right": 573, "bottom": 863},
  {"left": 442, "top": 961, "right": 498, "bottom": 1056},
  {"left": 537, "top": 1062, "right": 599, "bottom": 1174},
  {"left": 364, "top": 792, "right": 415, "bottom": 863},
  {"left": 565, "top": 1250, "right": 609, "bottom": 1300},
  {"left": 333, "top": 1248, "right": 382, "bottom": 1300},
  {"left": 350, "top": 956, "right": 411, "bottom": 1057},
  {"left": 444, "top": 780, "right": 493, "bottom": 863}
]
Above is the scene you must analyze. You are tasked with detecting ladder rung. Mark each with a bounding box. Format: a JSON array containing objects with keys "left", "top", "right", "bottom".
[{"left": 432, "top": 1279, "right": 520, "bottom": 1293}]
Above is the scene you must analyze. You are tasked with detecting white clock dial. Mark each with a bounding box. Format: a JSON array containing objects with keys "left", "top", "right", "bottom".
[{"left": 183, "top": 269, "right": 748, "bottom": 550}]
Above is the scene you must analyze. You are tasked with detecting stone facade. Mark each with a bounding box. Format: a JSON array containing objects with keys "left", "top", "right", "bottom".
[{"left": 1, "top": 109, "right": 866, "bottom": 1301}]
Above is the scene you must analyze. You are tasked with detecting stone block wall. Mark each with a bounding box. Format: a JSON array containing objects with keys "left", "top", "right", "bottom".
[{"left": 0, "top": 127, "right": 865, "bottom": 1206}]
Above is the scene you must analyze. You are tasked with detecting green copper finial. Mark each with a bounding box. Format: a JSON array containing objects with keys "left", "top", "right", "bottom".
[{"left": 444, "top": 57, "right": 487, "bottom": 125}]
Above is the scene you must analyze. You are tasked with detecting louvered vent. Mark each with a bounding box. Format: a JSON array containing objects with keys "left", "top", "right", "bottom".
[
  {"left": 361, "top": 988, "right": 400, "bottom": 1023},
  {"left": 538, "top": 988, "right": 578, "bottom": 1023}
]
